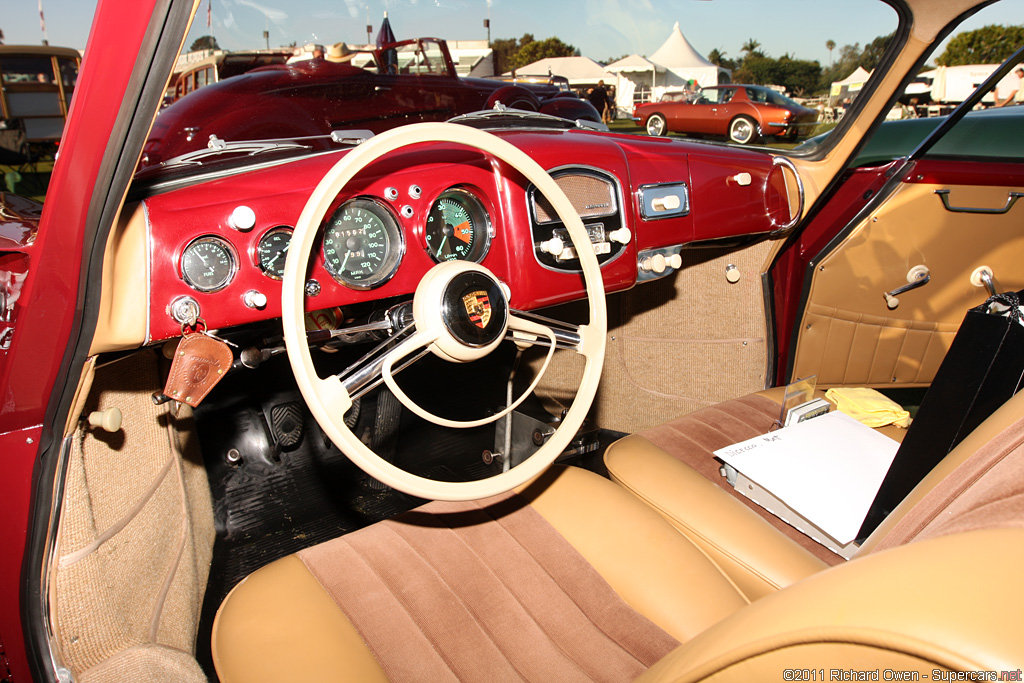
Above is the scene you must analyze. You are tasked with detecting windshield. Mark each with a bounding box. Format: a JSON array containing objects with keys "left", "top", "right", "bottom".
[
  {"left": 122, "top": 0, "right": 912, "bottom": 183},
  {"left": 5, "top": 0, "right": 1024, "bottom": 196}
]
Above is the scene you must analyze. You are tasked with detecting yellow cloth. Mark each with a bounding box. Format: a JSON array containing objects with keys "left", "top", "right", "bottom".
[{"left": 824, "top": 387, "right": 912, "bottom": 429}]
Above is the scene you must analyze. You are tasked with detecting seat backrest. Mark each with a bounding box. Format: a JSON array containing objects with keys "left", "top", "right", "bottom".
[
  {"left": 635, "top": 528, "right": 1024, "bottom": 683},
  {"left": 634, "top": 390, "right": 1024, "bottom": 682}
]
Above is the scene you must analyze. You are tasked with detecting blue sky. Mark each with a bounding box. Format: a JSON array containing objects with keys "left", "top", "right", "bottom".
[{"left": 4, "top": 0, "right": 1023, "bottom": 68}]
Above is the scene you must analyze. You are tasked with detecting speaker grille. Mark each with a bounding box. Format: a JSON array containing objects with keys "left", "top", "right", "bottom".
[{"left": 533, "top": 172, "right": 617, "bottom": 224}]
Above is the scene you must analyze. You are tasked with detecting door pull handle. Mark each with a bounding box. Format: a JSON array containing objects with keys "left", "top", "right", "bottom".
[
  {"left": 883, "top": 265, "right": 930, "bottom": 310},
  {"left": 934, "top": 189, "right": 1024, "bottom": 215}
]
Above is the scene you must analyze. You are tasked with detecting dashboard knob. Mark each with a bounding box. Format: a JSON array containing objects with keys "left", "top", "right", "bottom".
[
  {"left": 608, "top": 227, "right": 632, "bottom": 244},
  {"left": 725, "top": 264, "right": 742, "bottom": 283},
  {"left": 539, "top": 236, "right": 564, "bottom": 256},
  {"left": 228, "top": 205, "right": 256, "bottom": 231},
  {"left": 243, "top": 290, "right": 268, "bottom": 309},
  {"left": 640, "top": 253, "right": 667, "bottom": 274},
  {"left": 666, "top": 253, "right": 683, "bottom": 269}
]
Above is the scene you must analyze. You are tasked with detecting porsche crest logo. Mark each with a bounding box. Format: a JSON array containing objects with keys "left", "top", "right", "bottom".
[{"left": 462, "top": 290, "right": 492, "bottom": 329}]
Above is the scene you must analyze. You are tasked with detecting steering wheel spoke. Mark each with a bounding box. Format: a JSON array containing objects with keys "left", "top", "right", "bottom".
[
  {"left": 336, "top": 321, "right": 432, "bottom": 401},
  {"left": 508, "top": 309, "right": 583, "bottom": 352}
]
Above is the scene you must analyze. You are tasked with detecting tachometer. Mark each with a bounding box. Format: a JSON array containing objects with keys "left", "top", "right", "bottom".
[
  {"left": 424, "top": 188, "right": 491, "bottom": 263},
  {"left": 322, "top": 198, "right": 404, "bottom": 289}
]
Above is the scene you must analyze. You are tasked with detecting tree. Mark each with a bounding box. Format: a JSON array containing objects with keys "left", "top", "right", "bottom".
[
  {"left": 509, "top": 36, "right": 577, "bottom": 71},
  {"left": 935, "top": 24, "right": 1024, "bottom": 66},
  {"left": 733, "top": 54, "right": 821, "bottom": 95},
  {"left": 741, "top": 38, "right": 763, "bottom": 61},
  {"left": 189, "top": 35, "right": 220, "bottom": 52},
  {"left": 707, "top": 48, "right": 736, "bottom": 71},
  {"left": 859, "top": 33, "right": 892, "bottom": 71},
  {"left": 826, "top": 39, "right": 836, "bottom": 67},
  {"left": 491, "top": 37, "right": 519, "bottom": 75}
]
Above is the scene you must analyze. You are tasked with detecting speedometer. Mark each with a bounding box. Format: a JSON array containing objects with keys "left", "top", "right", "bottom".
[
  {"left": 322, "top": 198, "right": 404, "bottom": 289},
  {"left": 424, "top": 188, "right": 491, "bottom": 263}
]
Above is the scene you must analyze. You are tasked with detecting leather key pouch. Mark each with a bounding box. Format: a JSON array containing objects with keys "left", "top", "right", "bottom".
[{"left": 163, "top": 333, "right": 234, "bottom": 407}]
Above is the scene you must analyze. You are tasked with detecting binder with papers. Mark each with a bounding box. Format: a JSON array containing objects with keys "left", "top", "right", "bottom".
[{"left": 714, "top": 410, "right": 900, "bottom": 559}]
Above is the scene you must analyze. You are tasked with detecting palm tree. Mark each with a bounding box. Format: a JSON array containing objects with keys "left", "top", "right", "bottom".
[
  {"left": 826, "top": 39, "right": 836, "bottom": 67},
  {"left": 741, "top": 38, "right": 761, "bottom": 59}
]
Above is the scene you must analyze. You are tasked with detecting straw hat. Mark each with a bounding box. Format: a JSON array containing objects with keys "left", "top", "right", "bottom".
[{"left": 326, "top": 42, "right": 355, "bottom": 63}]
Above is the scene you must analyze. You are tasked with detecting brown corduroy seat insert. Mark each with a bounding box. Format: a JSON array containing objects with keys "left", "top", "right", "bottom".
[
  {"left": 637, "top": 392, "right": 847, "bottom": 565},
  {"left": 297, "top": 492, "right": 680, "bottom": 683}
]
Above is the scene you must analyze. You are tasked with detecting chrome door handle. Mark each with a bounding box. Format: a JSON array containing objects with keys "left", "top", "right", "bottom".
[{"left": 934, "top": 189, "right": 1024, "bottom": 214}]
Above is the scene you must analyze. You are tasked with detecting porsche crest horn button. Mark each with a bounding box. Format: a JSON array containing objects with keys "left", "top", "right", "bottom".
[
  {"left": 442, "top": 272, "right": 508, "bottom": 347},
  {"left": 462, "top": 290, "right": 492, "bottom": 329}
]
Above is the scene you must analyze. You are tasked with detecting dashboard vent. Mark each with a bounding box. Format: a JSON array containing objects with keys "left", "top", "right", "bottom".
[{"left": 532, "top": 172, "right": 617, "bottom": 224}]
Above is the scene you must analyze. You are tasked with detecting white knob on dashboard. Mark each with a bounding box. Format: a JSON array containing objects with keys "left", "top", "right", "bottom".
[
  {"left": 641, "top": 253, "right": 667, "bottom": 274},
  {"left": 608, "top": 227, "right": 632, "bottom": 244},
  {"left": 228, "top": 205, "right": 256, "bottom": 231},
  {"left": 666, "top": 253, "right": 682, "bottom": 270},
  {"left": 725, "top": 264, "right": 741, "bottom": 283},
  {"left": 243, "top": 290, "right": 268, "bottom": 309},
  {"left": 539, "top": 237, "right": 564, "bottom": 255}
]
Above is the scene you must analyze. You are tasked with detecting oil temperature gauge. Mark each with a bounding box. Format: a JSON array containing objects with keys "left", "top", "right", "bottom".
[
  {"left": 424, "top": 188, "right": 491, "bottom": 263},
  {"left": 180, "top": 235, "right": 236, "bottom": 292}
]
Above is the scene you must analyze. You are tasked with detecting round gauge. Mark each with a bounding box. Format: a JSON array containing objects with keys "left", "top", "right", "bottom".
[
  {"left": 180, "top": 236, "right": 236, "bottom": 292},
  {"left": 256, "top": 226, "right": 292, "bottom": 280},
  {"left": 424, "top": 188, "right": 491, "bottom": 263},
  {"left": 322, "top": 198, "right": 404, "bottom": 289}
]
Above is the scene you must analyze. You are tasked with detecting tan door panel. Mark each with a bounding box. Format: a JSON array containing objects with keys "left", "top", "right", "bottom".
[{"left": 791, "top": 180, "right": 1024, "bottom": 387}]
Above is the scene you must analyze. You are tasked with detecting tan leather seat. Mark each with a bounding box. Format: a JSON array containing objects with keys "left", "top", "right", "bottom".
[{"left": 212, "top": 391, "right": 1024, "bottom": 682}]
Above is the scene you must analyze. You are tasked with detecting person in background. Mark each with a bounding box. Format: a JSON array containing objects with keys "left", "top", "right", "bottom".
[
  {"left": 995, "top": 66, "right": 1024, "bottom": 107},
  {"left": 588, "top": 80, "right": 611, "bottom": 124}
]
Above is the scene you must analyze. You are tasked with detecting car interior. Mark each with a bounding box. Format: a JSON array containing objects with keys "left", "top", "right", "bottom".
[{"left": 10, "top": 0, "right": 1024, "bottom": 681}]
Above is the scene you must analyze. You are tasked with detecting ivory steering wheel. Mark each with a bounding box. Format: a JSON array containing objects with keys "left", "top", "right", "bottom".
[{"left": 282, "top": 122, "right": 607, "bottom": 501}]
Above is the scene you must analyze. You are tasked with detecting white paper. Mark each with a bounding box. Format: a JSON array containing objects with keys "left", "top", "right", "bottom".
[{"left": 714, "top": 411, "right": 900, "bottom": 544}]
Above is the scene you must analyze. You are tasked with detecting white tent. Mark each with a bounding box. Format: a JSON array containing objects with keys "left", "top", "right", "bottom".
[
  {"left": 604, "top": 54, "right": 666, "bottom": 113},
  {"left": 607, "top": 22, "right": 730, "bottom": 113},
  {"left": 507, "top": 56, "right": 609, "bottom": 86},
  {"left": 829, "top": 66, "right": 871, "bottom": 104},
  {"left": 648, "top": 21, "right": 727, "bottom": 88}
]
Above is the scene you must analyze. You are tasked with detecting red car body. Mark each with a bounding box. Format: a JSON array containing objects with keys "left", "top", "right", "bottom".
[
  {"left": 633, "top": 84, "right": 819, "bottom": 144},
  {"left": 143, "top": 38, "right": 602, "bottom": 167},
  {"left": 1, "top": 0, "right": 1022, "bottom": 680}
]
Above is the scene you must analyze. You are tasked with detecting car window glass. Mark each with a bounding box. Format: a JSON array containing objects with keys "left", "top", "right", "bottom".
[
  {"left": 1, "top": 56, "right": 55, "bottom": 84},
  {"left": 700, "top": 88, "right": 722, "bottom": 104}
]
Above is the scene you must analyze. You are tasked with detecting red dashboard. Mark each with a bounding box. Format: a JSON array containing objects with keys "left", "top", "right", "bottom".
[{"left": 141, "top": 129, "right": 794, "bottom": 342}]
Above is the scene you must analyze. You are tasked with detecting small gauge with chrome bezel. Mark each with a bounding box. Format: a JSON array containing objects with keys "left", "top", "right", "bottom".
[
  {"left": 255, "top": 226, "right": 293, "bottom": 280},
  {"left": 180, "top": 235, "right": 237, "bottom": 292},
  {"left": 424, "top": 188, "right": 491, "bottom": 263}
]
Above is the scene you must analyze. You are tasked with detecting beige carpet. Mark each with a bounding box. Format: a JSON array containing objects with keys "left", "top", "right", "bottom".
[{"left": 532, "top": 239, "right": 775, "bottom": 433}]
